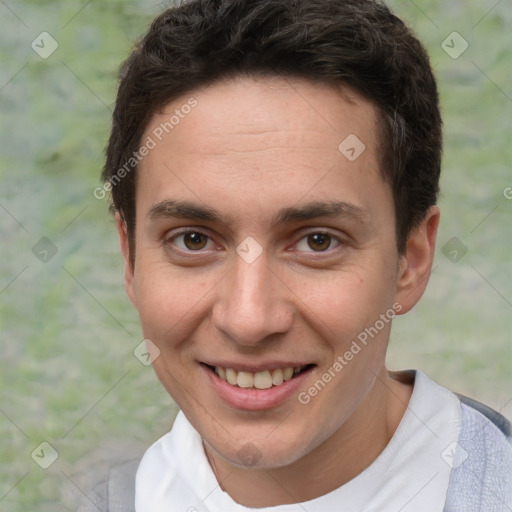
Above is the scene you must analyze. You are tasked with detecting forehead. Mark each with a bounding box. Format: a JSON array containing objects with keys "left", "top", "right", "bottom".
[
  {"left": 145, "top": 76, "right": 378, "bottom": 154},
  {"left": 136, "top": 76, "right": 389, "bottom": 225}
]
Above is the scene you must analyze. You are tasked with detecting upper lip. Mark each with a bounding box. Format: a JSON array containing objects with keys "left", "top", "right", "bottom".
[{"left": 201, "top": 360, "right": 314, "bottom": 373}]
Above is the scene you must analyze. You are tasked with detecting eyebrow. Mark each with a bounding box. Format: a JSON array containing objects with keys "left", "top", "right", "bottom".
[
  {"left": 147, "top": 199, "right": 369, "bottom": 225},
  {"left": 274, "top": 201, "right": 369, "bottom": 225}
]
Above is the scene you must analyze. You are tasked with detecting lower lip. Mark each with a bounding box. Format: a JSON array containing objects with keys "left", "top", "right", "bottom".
[{"left": 202, "top": 364, "right": 314, "bottom": 411}]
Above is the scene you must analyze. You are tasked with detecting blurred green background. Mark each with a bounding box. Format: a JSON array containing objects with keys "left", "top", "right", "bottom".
[{"left": 0, "top": 0, "right": 510, "bottom": 509}]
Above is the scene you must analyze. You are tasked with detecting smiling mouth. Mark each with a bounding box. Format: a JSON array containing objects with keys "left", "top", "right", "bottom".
[{"left": 202, "top": 363, "right": 315, "bottom": 390}]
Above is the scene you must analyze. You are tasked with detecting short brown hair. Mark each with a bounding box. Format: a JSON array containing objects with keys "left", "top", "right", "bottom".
[{"left": 104, "top": 0, "right": 442, "bottom": 261}]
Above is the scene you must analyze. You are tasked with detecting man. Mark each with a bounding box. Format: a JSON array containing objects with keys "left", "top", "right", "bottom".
[{"left": 79, "top": 0, "right": 512, "bottom": 510}]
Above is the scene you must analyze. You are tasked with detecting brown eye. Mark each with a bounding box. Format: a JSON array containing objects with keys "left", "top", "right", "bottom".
[
  {"left": 182, "top": 232, "right": 208, "bottom": 250},
  {"left": 307, "top": 233, "right": 332, "bottom": 251}
]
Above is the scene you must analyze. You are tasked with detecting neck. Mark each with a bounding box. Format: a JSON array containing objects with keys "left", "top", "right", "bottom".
[{"left": 203, "top": 367, "right": 413, "bottom": 507}]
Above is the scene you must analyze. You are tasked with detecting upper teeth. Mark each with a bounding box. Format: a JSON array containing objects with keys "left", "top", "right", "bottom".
[{"left": 215, "top": 366, "right": 305, "bottom": 389}]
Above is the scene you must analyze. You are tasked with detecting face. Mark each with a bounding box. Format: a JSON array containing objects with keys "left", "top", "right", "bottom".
[{"left": 118, "top": 76, "right": 434, "bottom": 469}]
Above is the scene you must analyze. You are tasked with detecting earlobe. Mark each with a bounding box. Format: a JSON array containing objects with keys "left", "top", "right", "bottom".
[
  {"left": 115, "top": 212, "right": 137, "bottom": 307},
  {"left": 395, "top": 206, "right": 440, "bottom": 314}
]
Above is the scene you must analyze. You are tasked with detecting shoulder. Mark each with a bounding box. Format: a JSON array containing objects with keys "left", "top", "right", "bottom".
[
  {"left": 456, "top": 394, "right": 511, "bottom": 438},
  {"left": 444, "top": 394, "right": 512, "bottom": 511},
  {"left": 75, "top": 458, "right": 139, "bottom": 512}
]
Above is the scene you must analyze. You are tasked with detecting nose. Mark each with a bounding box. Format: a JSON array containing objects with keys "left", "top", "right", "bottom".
[{"left": 212, "top": 254, "right": 294, "bottom": 347}]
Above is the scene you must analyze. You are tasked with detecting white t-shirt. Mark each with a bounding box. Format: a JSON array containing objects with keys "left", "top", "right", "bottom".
[{"left": 135, "top": 371, "right": 462, "bottom": 512}]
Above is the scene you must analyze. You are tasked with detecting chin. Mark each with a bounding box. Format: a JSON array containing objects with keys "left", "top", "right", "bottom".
[{"left": 205, "top": 426, "right": 315, "bottom": 470}]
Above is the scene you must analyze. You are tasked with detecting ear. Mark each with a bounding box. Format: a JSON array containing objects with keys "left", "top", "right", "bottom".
[
  {"left": 115, "top": 212, "right": 137, "bottom": 307},
  {"left": 395, "top": 205, "right": 440, "bottom": 314}
]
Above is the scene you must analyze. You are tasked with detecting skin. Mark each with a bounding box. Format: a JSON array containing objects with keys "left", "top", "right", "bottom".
[{"left": 116, "top": 76, "right": 440, "bottom": 506}]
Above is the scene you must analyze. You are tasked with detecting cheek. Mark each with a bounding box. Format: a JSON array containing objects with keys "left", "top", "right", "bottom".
[
  {"left": 132, "top": 265, "right": 214, "bottom": 405},
  {"left": 132, "top": 259, "right": 212, "bottom": 348},
  {"left": 292, "top": 271, "right": 396, "bottom": 436},
  {"left": 299, "top": 264, "right": 396, "bottom": 344}
]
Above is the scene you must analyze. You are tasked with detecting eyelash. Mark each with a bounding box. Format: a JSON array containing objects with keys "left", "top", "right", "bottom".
[
  {"left": 165, "top": 229, "right": 218, "bottom": 253},
  {"left": 163, "top": 229, "right": 344, "bottom": 255}
]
